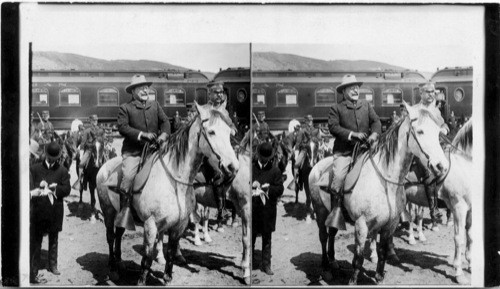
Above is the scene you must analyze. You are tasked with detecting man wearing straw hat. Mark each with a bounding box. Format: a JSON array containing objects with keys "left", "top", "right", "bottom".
[
  {"left": 29, "top": 141, "right": 71, "bottom": 284},
  {"left": 73, "top": 114, "right": 104, "bottom": 191},
  {"left": 115, "top": 74, "right": 170, "bottom": 230},
  {"left": 319, "top": 74, "right": 381, "bottom": 229},
  {"left": 252, "top": 142, "right": 284, "bottom": 276}
]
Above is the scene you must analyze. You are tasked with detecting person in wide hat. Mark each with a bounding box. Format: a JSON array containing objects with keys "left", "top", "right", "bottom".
[
  {"left": 114, "top": 74, "right": 170, "bottom": 230},
  {"left": 318, "top": 74, "right": 381, "bottom": 230}
]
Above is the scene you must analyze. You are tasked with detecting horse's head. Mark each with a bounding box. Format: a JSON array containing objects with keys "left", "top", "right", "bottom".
[
  {"left": 308, "top": 136, "right": 320, "bottom": 168},
  {"left": 93, "top": 136, "right": 105, "bottom": 168},
  {"left": 195, "top": 101, "right": 239, "bottom": 178},
  {"left": 404, "top": 101, "right": 449, "bottom": 177},
  {"left": 452, "top": 118, "right": 473, "bottom": 157}
]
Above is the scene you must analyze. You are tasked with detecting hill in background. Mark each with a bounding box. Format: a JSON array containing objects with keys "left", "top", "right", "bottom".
[{"left": 32, "top": 51, "right": 216, "bottom": 79}]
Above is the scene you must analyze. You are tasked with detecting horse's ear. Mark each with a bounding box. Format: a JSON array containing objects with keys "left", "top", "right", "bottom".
[
  {"left": 194, "top": 101, "right": 208, "bottom": 119},
  {"left": 403, "top": 101, "right": 417, "bottom": 119}
]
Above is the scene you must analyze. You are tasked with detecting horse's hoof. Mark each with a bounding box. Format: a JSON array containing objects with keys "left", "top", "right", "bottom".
[
  {"left": 90, "top": 215, "right": 96, "bottom": 224},
  {"left": 375, "top": 272, "right": 385, "bottom": 284},
  {"left": 175, "top": 255, "right": 187, "bottom": 265},
  {"left": 409, "top": 238, "right": 417, "bottom": 245},
  {"left": 244, "top": 276, "right": 251, "bottom": 285},
  {"left": 226, "top": 218, "right": 233, "bottom": 226},
  {"left": 447, "top": 221, "right": 453, "bottom": 227},
  {"left": 232, "top": 222, "right": 240, "bottom": 228},
  {"left": 205, "top": 236, "right": 213, "bottom": 243},
  {"left": 388, "top": 252, "right": 400, "bottom": 264},
  {"left": 216, "top": 227, "right": 225, "bottom": 233},
  {"left": 194, "top": 238, "right": 203, "bottom": 246},
  {"left": 305, "top": 215, "right": 312, "bottom": 224},
  {"left": 431, "top": 225, "right": 440, "bottom": 232},
  {"left": 456, "top": 274, "right": 469, "bottom": 285},
  {"left": 348, "top": 277, "right": 357, "bottom": 285}
]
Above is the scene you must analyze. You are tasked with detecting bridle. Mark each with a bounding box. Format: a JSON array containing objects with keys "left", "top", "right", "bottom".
[{"left": 368, "top": 114, "right": 444, "bottom": 187}]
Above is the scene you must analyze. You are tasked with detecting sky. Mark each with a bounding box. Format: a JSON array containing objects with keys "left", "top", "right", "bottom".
[{"left": 20, "top": 4, "right": 483, "bottom": 73}]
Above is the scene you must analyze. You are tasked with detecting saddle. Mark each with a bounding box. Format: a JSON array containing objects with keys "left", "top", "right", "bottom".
[
  {"left": 104, "top": 151, "right": 160, "bottom": 194},
  {"left": 342, "top": 152, "right": 369, "bottom": 193}
]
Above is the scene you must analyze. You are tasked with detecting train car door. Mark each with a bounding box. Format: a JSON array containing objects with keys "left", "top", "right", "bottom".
[
  {"left": 435, "top": 87, "right": 448, "bottom": 120},
  {"left": 195, "top": 87, "right": 208, "bottom": 105}
]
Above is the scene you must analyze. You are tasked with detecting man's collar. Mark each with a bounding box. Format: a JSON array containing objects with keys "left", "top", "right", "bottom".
[
  {"left": 44, "top": 159, "right": 56, "bottom": 169},
  {"left": 132, "top": 99, "right": 151, "bottom": 109}
]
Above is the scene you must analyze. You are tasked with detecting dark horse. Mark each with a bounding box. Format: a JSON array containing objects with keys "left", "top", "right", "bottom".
[{"left": 289, "top": 131, "right": 321, "bottom": 223}]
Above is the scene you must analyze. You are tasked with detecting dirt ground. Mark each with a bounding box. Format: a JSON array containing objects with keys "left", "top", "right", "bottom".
[
  {"left": 32, "top": 138, "right": 470, "bottom": 286},
  {"left": 33, "top": 138, "right": 248, "bottom": 286},
  {"left": 251, "top": 165, "right": 471, "bottom": 286}
]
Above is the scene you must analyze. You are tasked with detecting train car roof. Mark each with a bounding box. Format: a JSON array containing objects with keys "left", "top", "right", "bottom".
[
  {"left": 32, "top": 70, "right": 209, "bottom": 81},
  {"left": 213, "top": 67, "right": 250, "bottom": 83},
  {"left": 252, "top": 70, "right": 426, "bottom": 83},
  {"left": 430, "top": 67, "right": 473, "bottom": 83}
]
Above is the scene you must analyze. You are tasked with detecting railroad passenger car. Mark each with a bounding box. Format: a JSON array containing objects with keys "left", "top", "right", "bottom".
[
  {"left": 252, "top": 70, "right": 428, "bottom": 131},
  {"left": 213, "top": 67, "right": 251, "bottom": 130},
  {"left": 429, "top": 66, "right": 473, "bottom": 122}
]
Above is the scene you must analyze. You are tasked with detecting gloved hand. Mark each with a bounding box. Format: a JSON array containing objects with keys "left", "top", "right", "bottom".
[
  {"left": 252, "top": 181, "right": 261, "bottom": 189},
  {"left": 141, "top": 132, "right": 157, "bottom": 142},
  {"left": 157, "top": 132, "right": 168, "bottom": 144},
  {"left": 352, "top": 132, "right": 367, "bottom": 141},
  {"left": 367, "top": 132, "right": 379, "bottom": 146}
]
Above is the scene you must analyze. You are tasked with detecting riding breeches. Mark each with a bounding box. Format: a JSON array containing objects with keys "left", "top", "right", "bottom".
[
  {"left": 120, "top": 153, "right": 141, "bottom": 193},
  {"left": 79, "top": 150, "right": 91, "bottom": 168},
  {"left": 329, "top": 154, "right": 352, "bottom": 193}
]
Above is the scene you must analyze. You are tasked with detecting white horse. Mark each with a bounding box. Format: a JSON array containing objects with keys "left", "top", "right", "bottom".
[
  {"left": 309, "top": 102, "right": 449, "bottom": 284},
  {"left": 96, "top": 102, "right": 239, "bottom": 285}
]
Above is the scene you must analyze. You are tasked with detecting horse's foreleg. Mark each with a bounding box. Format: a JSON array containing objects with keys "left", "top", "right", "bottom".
[
  {"left": 113, "top": 227, "right": 125, "bottom": 263},
  {"left": 465, "top": 209, "right": 472, "bottom": 268},
  {"left": 240, "top": 202, "right": 251, "bottom": 284},
  {"left": 164, "top": 236, "right": 180, "bottom": 284},
  {"left": 407, "top": 204, "right": 417, "bottom": 245},
  {"left": 106, "top": 226, "right": 118, "bottom": 278},
  {"left": 155, "top": 232, "right": 166, "bottom": 265},
  {"left": 375, "top": 230, "right": 391, "bottom": 284},
  {"left": 368, "top": 235, "right": 378, "bottom": 263},
  {"left": 138, "top": 218, "right": 156, "bottom": 286},
  {"left": 349, "top": 219, "right": 368, "bottom": 285},
  {"left": 416, "top": 206, "right": 427, "bottom": 242},
  {"left": 304, "top": 177, "right": 313, "bottom": 223},
  {"left": 202, "top": 206, "right": 212, "bottom": 243},
  {"left": 452, "top": 203, "right": 469, "bottom": 284},
  {"left": 327, "top": 227, "right": 339, "bottom": 270}
]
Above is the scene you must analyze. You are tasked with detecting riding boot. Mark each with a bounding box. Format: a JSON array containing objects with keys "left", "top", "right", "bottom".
[
  {"left": 324, "top": 191, "right": 346, "bottom": 230},
  {"left": 424, "top": 183, "right": 442, "bottom": 227},
  {"left": 114, "top": 189, "right": 136, "bottom": 231}
]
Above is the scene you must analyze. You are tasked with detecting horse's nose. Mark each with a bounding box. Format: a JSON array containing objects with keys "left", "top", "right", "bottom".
[
  {"left": 431, "top": 161, "right": 448, "bottom": 177},
  {"left": 227, "top": 162, "right": 239, "bottom": 176}
]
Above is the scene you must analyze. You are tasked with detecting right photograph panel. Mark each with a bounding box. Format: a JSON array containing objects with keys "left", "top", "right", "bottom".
[{"left": 250, "top": 19, "right": 478, "bottom": 285}]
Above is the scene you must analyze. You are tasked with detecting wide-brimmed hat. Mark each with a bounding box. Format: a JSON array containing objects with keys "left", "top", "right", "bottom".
[
  {"left": 125, "top": 74, "right": 152, "bottom": 94},
  {"left": 42, "top": 110, "right": 50, "bottom": 115},
  {"left": 304, "top": 115, "right": 313, "bottom": 121},
  {"left": 257, "top": 142, "right": 274, "bottom": 163},
  {"left": 336, "top": 74, "right": 363, "bottom": 94},
  {"left": 45, "top": 141, "right": 62, "bottom": 161},
  {"left": 30, "top": 139, "right": 40, "bottom": 158},
  {"left": 207, "top": 81, "right": 224, "bottom": 91},
  {"left": 89, "top": 114, "right": 98, "bottom": 121}
]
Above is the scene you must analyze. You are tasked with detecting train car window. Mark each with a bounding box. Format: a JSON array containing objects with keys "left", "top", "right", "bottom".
[
  {"left": 195, "top": 88, "right": 208, "bottom": 105},
  {"left": 252, "top": 88, "right": 266, "bottom": 107},
  {"left": 359, "top": 87, "right": 374, "bottom": 105},
  {"left": 32, "top": 87, "right": 49, "bottom": 106},
  {"left": 454, "top": 88, "right": 464, "bottom": 102},
  {"left": 59, "top": 87, "right": 81, "bottom": 106},
  {"left": 147, "top": 87, "right": 157, "bottom": 101},
  {"left": 237, "top": 88, "right": 247, "bottom": 103},
  {"left": 163, "top": 88, "right": 186, "bottom": 106},
  {"left": 98, "top": 87, "right": 119, "bottom": 106},
  {"left": 382, "top": 88, "right": 403, "bottom": 106},
  {"left": 276, "top": 87, "right": 298, "bottom": 107},
  {"left": 315, "top": 87, "right": 336, "bottom": 106}
]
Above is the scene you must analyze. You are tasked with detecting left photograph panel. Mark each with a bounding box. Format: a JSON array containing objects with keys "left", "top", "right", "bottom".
[{"left": 24, "top": 9, "right": 251, "bottom": 284}]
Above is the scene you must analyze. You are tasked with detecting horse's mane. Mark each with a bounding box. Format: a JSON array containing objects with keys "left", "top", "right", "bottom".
[
  {"left": 451, "top": 118, "right": 472, "bottom": 156},
  {"left": 160, "top": 105, "right": 232, "bottom": 166},
  {"left": 371, "top": 109, "right": 443, "bottom": 166}
]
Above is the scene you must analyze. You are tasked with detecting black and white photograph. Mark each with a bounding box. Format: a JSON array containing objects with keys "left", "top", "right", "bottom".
[
  {"left": 20, "top": 4, "right": 251, "bottom": 286},
  {"left": 249, "top": 5, "right": 483, "bottom": 286},
  {"left": 2, "top": 2, "right": 496, "bottom": 288}
]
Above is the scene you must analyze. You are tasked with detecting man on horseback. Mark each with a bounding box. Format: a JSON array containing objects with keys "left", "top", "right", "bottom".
[
  {"left": 319, "top": 74, "right": 381, "bottom": 229},
  {"left": 293, "top": 115, "right": 316, "bottom": 187},
  {"left": 73, "top": 114, "right": 104, "bottom": 191},
  {"left": 410, "top": 82, "right": 449, "bottom": 228},
  {"left": 115, "top": 74, "right": 171, "bottom": 230},
  {"left": 202, "top": 81, "right": 236, "bottom": 223},
  {"left": 36, "top": 110, "right": 55, "bottom": 147}
]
